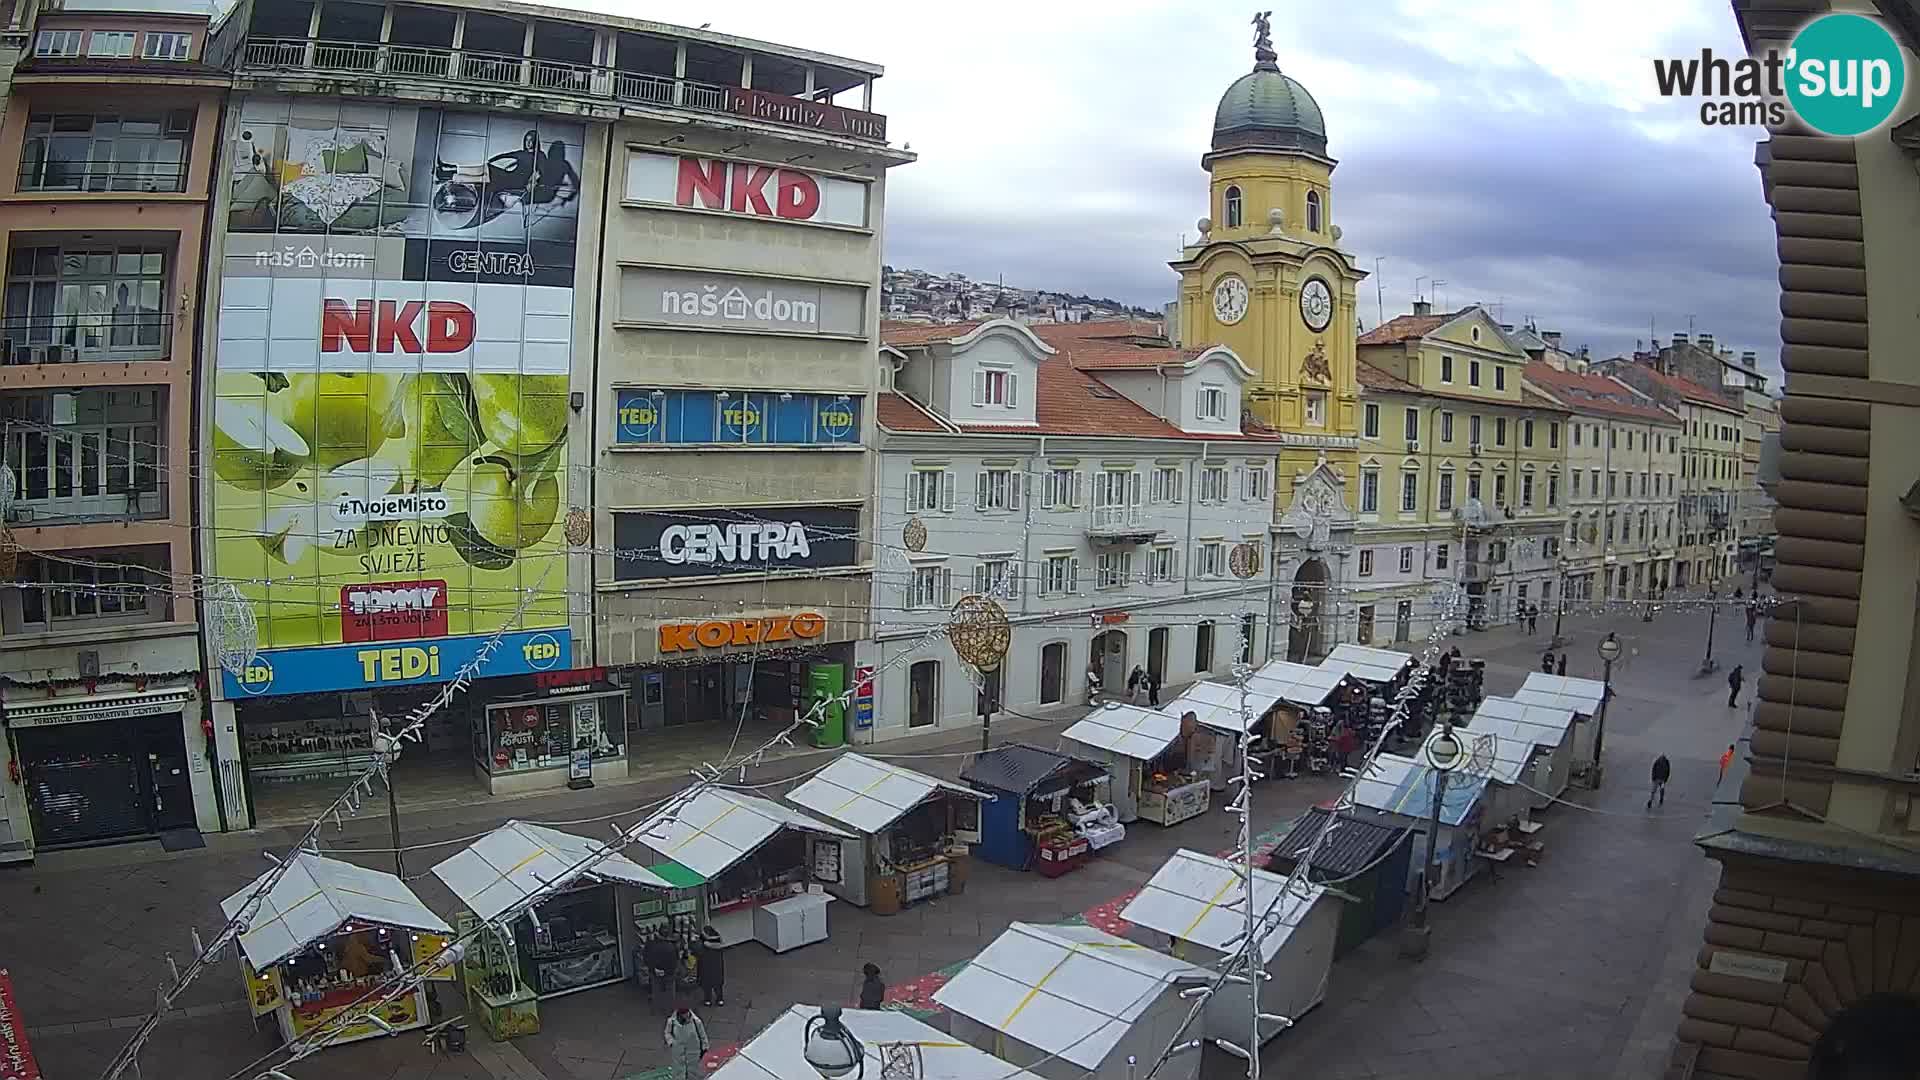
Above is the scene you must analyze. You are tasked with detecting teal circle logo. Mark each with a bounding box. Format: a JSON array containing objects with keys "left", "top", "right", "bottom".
[{"left": 1786, "top": 14, "right": 1906, "bottom": 136}]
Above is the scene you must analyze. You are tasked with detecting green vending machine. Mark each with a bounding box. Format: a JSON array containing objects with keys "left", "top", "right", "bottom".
[{"left": 808, "top": 663, "right": 846, "bottom": 748}]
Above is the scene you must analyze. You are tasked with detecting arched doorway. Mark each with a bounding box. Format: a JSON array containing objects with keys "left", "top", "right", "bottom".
[
  {"left": 1286, "top": 558, "right": 1330, "bottom": 663},
  {"left": 1089, "top": 629, "right": 1128, "bottom": 700}
]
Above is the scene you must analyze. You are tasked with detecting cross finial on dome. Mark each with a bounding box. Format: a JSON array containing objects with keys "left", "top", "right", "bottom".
[{"left": 1252, "top": 10, "right": 1279, "bottom": 71}]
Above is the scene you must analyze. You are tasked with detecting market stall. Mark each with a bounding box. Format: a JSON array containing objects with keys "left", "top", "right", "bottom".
[
  {"left": 1511, "top": 673, "right": 1608, "bottom": 772},
  {"left": 782, "top": 753, "right": 984, "bottom": 913},
  {"left": 961, "top": 743, "right": 1116, "bottom": 873},
  {"left": 476, "top": 687, "right": 629, "bottom": 796},
  {"left": 711, "top": 1004, "right": 1046, "bottom": 1080},
  {"left": 1246, "top": 660, "right": 1354, "bottom": 780},
  {"left": 630, "top": 789, "right": 852, "bottom": 950},
  {"left": 1267, "top": 807, "right": 1410, "bottom": 958},
  {"left": 1350, "top": 753, "right": 1488, "bottom": 901},
  {"left": 431, "top": 820, "right": 684, "bottom": 1022},
  {"left": 1323, "top": 643, "right": 1416, "bottom": 686},
  {"left": 1120, "top": 849, "right": 1338, "bottom": 1048},
  {"left": 934, "top": 921, "right": 1205, "bottom": 1080},
  {"left": 226, "top": 852, "right": 454, "bottom": 1048},
  {"left": 1158, "top": 681, "right": 1287, "bottom": 791},
  {"left": 1060, "top": 703, "right": 1209, "bottom": 826},
  {"left": 1468, "top": 696, "right": 1579, "bottom": 805}
]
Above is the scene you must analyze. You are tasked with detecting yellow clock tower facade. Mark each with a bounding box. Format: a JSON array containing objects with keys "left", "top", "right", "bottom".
[{"left": 1171, "top": 15, "right": 1368, "bottom": 659}]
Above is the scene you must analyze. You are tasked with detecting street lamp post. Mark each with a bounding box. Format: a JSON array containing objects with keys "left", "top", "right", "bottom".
[
  {"left": 804, "top": 1006, "right": 864, "bottom": 1079},
  {"left": 1699, "top": 593, "right": 1719, "bottom": 677},
  {"left": 1551, "top": 557, "right": 1568, "bottom": 648},
  {"left": 1592, "top": 632, "right": 1622, "bottom": 789},
  {"left": 1400, "top": 723, "right": 1464, "bottom": 961}
]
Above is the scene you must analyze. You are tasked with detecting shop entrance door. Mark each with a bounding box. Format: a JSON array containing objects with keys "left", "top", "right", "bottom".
[
  {"left": 1039, "top": 642, "right": 1066, "bottom": 705},
  {"left": 1147, "top": 627, "right": 1168, "bottom": 684},
  {"left": 15, "top": 713, "right": 190, "bottom": 846}
]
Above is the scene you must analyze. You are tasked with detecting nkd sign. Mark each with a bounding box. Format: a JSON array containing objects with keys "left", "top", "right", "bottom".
[
  {"left": 619, "top": 267, "right": 866, "bottom": 338},
  {"left": 611, "top": 505, "right": 859, "bottom": 581},
  {"left": 625, "top": 151, "right": 869, "bottom": 229}
]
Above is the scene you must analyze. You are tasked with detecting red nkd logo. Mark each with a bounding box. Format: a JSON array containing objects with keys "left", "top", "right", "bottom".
[
  {"left": 675, "top": 157, "right": 822, "bottom": 221},
  {"left": 321, "top": 299, "right": 476, "bottom": 354}
]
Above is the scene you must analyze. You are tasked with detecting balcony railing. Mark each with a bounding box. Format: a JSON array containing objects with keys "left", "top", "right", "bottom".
[
  {"left": 237, "top": 36, "right": 890, "bottom": 144},
  {"left": 17, "top": 163, "right": 188, "bottom": 195},
  {"left": 1090, "top": 505, "right": 1144, "bottom": 531},
  {"left": 1, "top": 313, "right": 173, "bottom": 364}
]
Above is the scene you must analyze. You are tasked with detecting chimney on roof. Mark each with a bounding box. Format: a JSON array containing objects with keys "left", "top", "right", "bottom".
[
  {"left": 1698, "top": 333, "right": 1714, "bottom": 351},
  {"left": 1500, "top": 323, "right": 1514, "bottom": 332},
  {"left": 1741, "top": 349, "right": 1756, "bottom": 365},
  {"left": 1543, "top": 331, "right": 1562, "bottom": 348},
  {"left": 1672, "top": 332, "right": 1689, "bottom": 345},
  {"left": 1412, "top": 300, "right": 1432, "bottom": 317}
]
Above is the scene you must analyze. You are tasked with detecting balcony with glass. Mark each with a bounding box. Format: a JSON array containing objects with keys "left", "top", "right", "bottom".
[
  {"left": 2, "top": 387, "right": 165, "bottom": 526},
  {"left": 16, "top": 111, "right": 192, "bottom": 195},
  {"left": 1, "top": 242, "right": 174, "bottom": 365},
  {"left": 0, "top": 544, "right": 174, "bottom": 636},
  {"left": 237, "top": 1, "right": 889, "bottom": 145}
]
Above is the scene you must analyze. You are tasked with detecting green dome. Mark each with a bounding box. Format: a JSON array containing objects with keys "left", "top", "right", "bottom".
[{"left": 1212, "top": 64, "right": 1327, "bottom": 157}]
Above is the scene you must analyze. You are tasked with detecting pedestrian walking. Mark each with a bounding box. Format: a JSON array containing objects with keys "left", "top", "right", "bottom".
[
  {"left": 1146, "top": 670, "right": 1162, "bottom": 709},
  {"left": 664, "top": 1003, "right": 710, "bottom": 1080},
  {"left": 858, "top": 962, "right": 886, "bottom": 1009},
  {"left": 643, "top": 933, "right": 681, "bottom": 1012},
  {"left": 1086, "top": 662, "right": 1102, "bottom": 706},
  {"left": 1526, "top": 604, "right": 1538, "bottom": 635},
  {"left": 1556, "top": 653, "right": 1568, "bottom": 676},
  {"left": 1127, "top": 666, "right": 1145, "bottom": 705},
  {"left": 1719, "top": 743, "right": 1736, "bottom": 781},
  {"left": 1330, "top": 725, "right": 1357, "bottom": 772},
  {"left": 694, "top": 925, "right": 725, "bottom": 1007},
  {"left": 1727, "top": 664, "right": 1745, "bottom": 709},
  {"left": 1649, "top": 753, "right": 1671, "bottom": 809},
  {"left": 1746, "top": 603, "right": 1759, "bottom": 643},
  {"left": 1541, "top": 649, "right": 1556, "bottom": 675}
]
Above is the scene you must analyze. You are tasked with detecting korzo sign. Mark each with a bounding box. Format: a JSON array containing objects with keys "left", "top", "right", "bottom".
[
  {"left": 625, "top": 151, "right": 870, "bottom": 228},
  {"left": 611, "top": 506, "right": 859, "bottom": 581}
]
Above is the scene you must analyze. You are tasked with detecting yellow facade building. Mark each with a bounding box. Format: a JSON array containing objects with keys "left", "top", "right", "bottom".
[{"left": 1355, "top": 306, "right": 1570, "bottom": 632}]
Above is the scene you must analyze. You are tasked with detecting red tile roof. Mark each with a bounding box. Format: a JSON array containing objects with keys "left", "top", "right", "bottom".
[
  {"left": 881, "top": 320, "right": 987, "bottom": 347},
  {"left": 1356, "top": 310, "right": 1462, "bottom": 346},
  {"left": 875, "top": 391, "right": 952, "bottom": 433},
  {"left": 1635, "top": 365, "right": 1741, "bottom": 411},
  {"left": 1356, "top": 362, "right": 1418, "bottom": 393},
  {"left": 1522, "top": 362, "right": 1678, "bottom": 423}
]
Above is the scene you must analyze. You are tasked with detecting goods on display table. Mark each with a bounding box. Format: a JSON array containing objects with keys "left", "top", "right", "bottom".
[
  {"left": 782, "top": 753, "right": 985, "bottom": 913},
  {"left": 1351, "top": 752, "right": 1489, "bottom": 901},
  {"left": 960, "top": 743, "right": 1116, "bottom": 872},
  {"left": 476, "top": 687, "right": 629, "bottom": 795},
  {"left": 1059, "top": 703, "right": 1208, "bottom": 826},
  {"left": 225, "top": 852, "right": 454, "bottom": 1049},
  {"left": 934, "top": 922, "right": 1207, "bottom": 1080},
  {"left": 709, "top": 1005, "right": 1046, "bottom": 1080},
  {"left": 1158, "top": 680, "right": 1286, "bottom": 792},
  {"left": 629, "top": 789, "right": 851, "bottom": 950},
  {"left": 1121, "top": 849, "right": 1338, "bottom": 1048},
  {"left": 432, "top": 820, "right": 686, "bottom": 1024}
]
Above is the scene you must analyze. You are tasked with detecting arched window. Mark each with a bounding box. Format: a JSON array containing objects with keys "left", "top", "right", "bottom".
[
  {"left": 1224, "top": 186, "right": 1243, "bottom": 228},
  {"left": 1305, "top": 190, "right": 1322, "bottom": 233}
]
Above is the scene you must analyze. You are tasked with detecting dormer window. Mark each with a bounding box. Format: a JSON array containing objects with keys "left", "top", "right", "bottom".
[
  {"left": 1198, "top": 383, "right": 1226, "bottom": 421},
  {"left": 973, "top": 367, "right": 1017, "bottom": 408},
  {"left": 1224, "top": 186, "right": 1243, "bottom": 228},
  {"left": 1306, "top": 191, "right": 1322, "bottom": 233}
]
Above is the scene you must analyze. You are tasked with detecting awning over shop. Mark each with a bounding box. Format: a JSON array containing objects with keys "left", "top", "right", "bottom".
[
  {"left": 1351, "top": 754, "right": 1486, "bottom": 826},
  {"left": 784, "top": 753, "right": 983, "bottom": 835},
  {"left": 1121, "top": 849, "right": 1326, "bottom": 963},
  {"left": 222, "top": 851, "right": 451, "bottom": 972},
  {"left": 1511, "top": 673, "right": 1607, "bottom": 715},
  {"left": 1246, "top": 659, "right": 1347, "bottom": 706},
  {"left": 960, "top": 743, "right": 1108, "bottom": 798},
  {"left": 1060, "top": 702, "right": 1183, "bottom": 762},
  {"left": 631, "top": 789, "right": 852, "bottom": 882},
  {"left": 932, "top": 922, "right": 1204, "bottom": 1072},
  {"left": 1323, "top": 643, "right": 1414, "bottom": 685},
  {"left": 711, "top": 1005, "right": 1046, "bottom": 1080},
  {"left": 1161, "top": 681, "right": 1284, "bottom": 735},
  {"left": 431, "top": 820, "right": 675, "bottom": 922}
]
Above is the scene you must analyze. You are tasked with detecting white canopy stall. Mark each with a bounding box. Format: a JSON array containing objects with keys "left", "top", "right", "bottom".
[
  {"left": 784, "top": 754, "right": 985, "bottom": 911},
  {"left": 712, "top": 1005, "right": 1045, "bottom": 1080},
  {"left": 225, "top": 851, "right": 453, "bottom": 1048},
  {"left": 1512, "top": 673, "right": 1608, "bottom": 774},
  {"left": 934, "top": 921, "right": 1206, "bottom": 1080},
  {"left": 630, "top": 789, "right": 853, "bottom": 950},
  {"left": 1120, "top": 849, "right": 1338, "bottom": 1049},
  {"left": 431, "top": 821, "right": 680, "bottom": 1007},
  {"left": 1060, "top": 703, "right": 1208, "bottom": 825},
  {"left": 1159, "top": 681, "right": 1286, "bottom": 791},
  {"left": 1323, "top": 643, "right": 1415, "bottom": 685},
  {"left": 1469, "top": 696, "right": 1579, "bottom": 805},
  {"left": 1247, "top": 659, "right": 1349, "bottom": 707},
  {"left": 1451, "top": 717, "right": 1550, "bottom": 831}
]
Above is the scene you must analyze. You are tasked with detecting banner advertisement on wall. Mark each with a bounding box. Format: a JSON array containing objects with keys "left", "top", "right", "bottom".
[
  {"left": 211, "top": 98, "right": 584, "bottom": 697},
  {"left": 612, "top": 388, "right": 860, "bottom": 446}
]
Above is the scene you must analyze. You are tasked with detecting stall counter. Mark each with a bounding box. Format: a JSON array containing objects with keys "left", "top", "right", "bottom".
[{"left": 1139, "top": 776, "right": 1211, "bottom": 826}]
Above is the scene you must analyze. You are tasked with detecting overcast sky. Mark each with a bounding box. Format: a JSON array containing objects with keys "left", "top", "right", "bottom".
[{"left": 597, "top": 0, "right": 1783, "bottom": 375}]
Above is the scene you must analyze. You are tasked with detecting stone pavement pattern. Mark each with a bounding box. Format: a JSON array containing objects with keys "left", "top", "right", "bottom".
[{"left": 0, "top": 607, "right": 1751, "bottom": 1080}]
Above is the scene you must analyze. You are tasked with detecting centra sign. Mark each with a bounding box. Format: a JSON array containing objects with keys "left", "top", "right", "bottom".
[
  {"left": 658, "top": 612, "right": 828, "bottom": 653},
  {"left": 660, "top": 521, "right": 813, "bottom": 566}
]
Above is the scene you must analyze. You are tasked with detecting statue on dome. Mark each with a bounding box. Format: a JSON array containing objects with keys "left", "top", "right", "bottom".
[{"left": 1252, "top": 11, "right": 1278, "bottom": 67}]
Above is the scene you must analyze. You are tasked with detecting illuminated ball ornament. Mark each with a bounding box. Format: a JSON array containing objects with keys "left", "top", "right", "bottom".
[
  {"left": 948, "top": 594, "right": 1011, "bottom": 673},
  {"left": 901, "top": 517, "right": 928, "bottom": 553},
  {"left": 563, "top": 506, "right": 591, "bottom": 547},
  {"left": 204, "top": 579, "right": 262, "bottom": 676},
  {"left": 1228, "top": 542, "right": 1259, "bottom": 580}
]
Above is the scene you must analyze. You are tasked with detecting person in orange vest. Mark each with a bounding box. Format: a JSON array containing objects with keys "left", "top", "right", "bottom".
[{"left": 1720, "top": 743, "right": 1736, "bottom": 782}]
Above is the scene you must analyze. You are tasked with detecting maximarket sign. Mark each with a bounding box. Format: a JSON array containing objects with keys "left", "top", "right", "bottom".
[{"left": 618, "top": 267, "right": 866, "bottom": 338}]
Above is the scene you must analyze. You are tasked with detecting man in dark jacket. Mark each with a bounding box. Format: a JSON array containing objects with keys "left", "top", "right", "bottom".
[
  {"left": 1649, "top": 754, "right": 1671, "bottom": 809},
  {"left": 858, "top": 963, "right": 886, "bottom": 1010},
  {"left": 643, "top": 934, "right": 680, "bottom": 1011},
  {"left": 1728, "top": 664, "right": 1745, "bottom": 709},
  {"left": 694, "top": 925, "right": 725, "bottom": 1007}
]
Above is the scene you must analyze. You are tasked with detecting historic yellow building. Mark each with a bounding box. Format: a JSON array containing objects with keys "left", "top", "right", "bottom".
[{"left": 1168, "top": 18, "right": 1370, "bottom": 660}]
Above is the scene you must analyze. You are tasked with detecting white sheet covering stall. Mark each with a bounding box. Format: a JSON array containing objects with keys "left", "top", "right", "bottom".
[
  {"left": 1323, "top": 643, "right": 1413, "bottom": 685},
  {"left": 1120, "top": 849, "right": 1339, "bottom": 1048},
  {"left": 1059, "top": 703, "right": 1187, "bottom": 824},
  {"left": 934, "top": 921, "right": 1206, "bottom": 1080},
  {"left": 1512, "top": 673, "right": 1608, "bottom": 770},
  {"left": 1468, "top": 696, "right": 1578, "bottom": 805},
  {"left": 711, "top": 1005, "right": 1046, "bottom": 1080},
  {"left": 1246, "top": 659, "right": 1349, "bottom": 708},
  {"left": 783, "top": 754, "right": 984, "bottom": 907}
]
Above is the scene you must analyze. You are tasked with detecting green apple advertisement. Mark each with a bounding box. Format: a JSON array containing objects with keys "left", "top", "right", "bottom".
[{"left": 212, "top": 98, "right": 584, "bottom": 697}]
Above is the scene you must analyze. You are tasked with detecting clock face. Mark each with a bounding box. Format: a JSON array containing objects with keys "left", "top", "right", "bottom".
[
  {"left": 1300, "top": 278, "right": 1333, "bottom": 332},
  {"left": 1212, "top": 275, "right": 1249, "bottom": 325}
]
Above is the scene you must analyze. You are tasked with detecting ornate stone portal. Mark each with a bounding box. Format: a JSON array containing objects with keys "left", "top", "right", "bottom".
[{"left": 1272, "top": 453, "right": 1356, "bottom": 661}]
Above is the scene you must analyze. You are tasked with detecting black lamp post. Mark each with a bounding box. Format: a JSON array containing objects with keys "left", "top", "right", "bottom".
[
  {"left": 1592, "top": 632, "right": 1622, "bottom": 789},
  {"left": 1551, "top": 557, "right": 1568, "bottom": 648},
  {"left": 804, "top": 1005, "right": 864, "bottom": 1079},
  {"left": 1401, "top": 725, "right": 1463, "bottom": 961}
]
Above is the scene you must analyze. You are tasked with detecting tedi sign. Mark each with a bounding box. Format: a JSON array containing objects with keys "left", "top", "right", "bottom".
[
  {"left": 625, "top": 151, "right": 870, "bottom": 228},
  {"left": 612, "top": 506, "right": 860, "bottom": 581},
  {"left": 1653, "top": 13, "right": 1907, "bottom": 134}
]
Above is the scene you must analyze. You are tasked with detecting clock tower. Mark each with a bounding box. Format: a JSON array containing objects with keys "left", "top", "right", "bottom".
[{"left": 1170, "top": 14, "right": 1367, "bottom": 442}]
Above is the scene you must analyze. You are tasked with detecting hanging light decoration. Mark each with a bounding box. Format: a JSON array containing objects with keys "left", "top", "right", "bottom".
[
  {"left": 204, "top": 579, "right": 261, "bottom": 676},
  {"left": 947, "top": 594, "right": 1010, "bottom": 673},
  {"left": 901, "top": 517, "right": 928, "bottom": 553},
  {"left": 1228, "top": 542, "right": 1259, "bottom": 580},
  {"left": 0, "top": 463, "right": 15, "bottom": 521},
  {"left": 563, "top": 506, "right": 591, "bottom": 547},
  {"left": 0, "top": 526, "right": 17, "bottom": 579}
]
